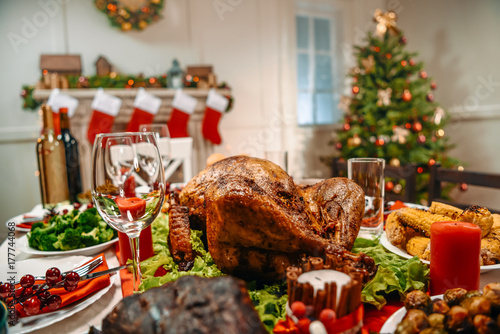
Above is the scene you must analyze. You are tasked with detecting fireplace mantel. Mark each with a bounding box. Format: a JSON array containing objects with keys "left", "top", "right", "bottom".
[{"left": 33, "top": 88, "right": 231, "bottom": 191}]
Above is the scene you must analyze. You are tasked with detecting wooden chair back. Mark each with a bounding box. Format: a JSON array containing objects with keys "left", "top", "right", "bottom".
[
  {"left": 429, "top": 164, "right": 500, "bottom": 212},
  {"left": 331, "top": 158, "right": 417, "bottom": 203}
]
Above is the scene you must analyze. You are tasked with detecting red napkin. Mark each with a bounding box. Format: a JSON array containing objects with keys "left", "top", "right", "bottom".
[
  {"left": 16, "top": 253, "right": 111, "bottom": 317},
  {"left": 17, "top": 215, "right": 45, "bottom": 230}
]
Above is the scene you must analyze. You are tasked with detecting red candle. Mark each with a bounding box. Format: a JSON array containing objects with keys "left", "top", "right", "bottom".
[
  {"left": 430, "top": 221, "right": 481, "bottom": 295},
  {"left": 118, "top": 226, "right": 154, "bottom": 265},
  {"left": 116, "top": 197, "right": 146, "bottom": 221}
]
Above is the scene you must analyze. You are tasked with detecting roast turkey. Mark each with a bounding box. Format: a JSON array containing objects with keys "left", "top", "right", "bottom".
[{"left": 179, "top": 156, "right": 366, "bottom": 281}]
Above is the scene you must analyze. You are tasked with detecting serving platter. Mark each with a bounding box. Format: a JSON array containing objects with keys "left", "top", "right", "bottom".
[
  {"left": 0, "top": 256, "right": 115, "bottom": 334},
  {"left": 380, "top": 294, "right": 443, "bottom": 333},
  {"left": 16, "top": 234, "right": 118, "bottom": 257},
  {"left": 380, "top": 231, "right": 500, "bottom": 274}
]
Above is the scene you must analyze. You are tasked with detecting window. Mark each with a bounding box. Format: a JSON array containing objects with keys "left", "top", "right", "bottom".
[{"left": 296, "top": 12, "right": 341, "bottom": 126}]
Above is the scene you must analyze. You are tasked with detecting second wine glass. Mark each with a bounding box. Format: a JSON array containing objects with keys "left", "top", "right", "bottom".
[{"left": 91, "top": 132, "right": 165, "bottom": 292}]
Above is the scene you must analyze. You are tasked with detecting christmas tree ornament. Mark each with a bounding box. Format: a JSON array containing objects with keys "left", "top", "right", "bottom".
[
  {"left": 401, "top": 60, "right": 407, "bottom": 67},
  {"left": 375, "top": 138, "right": 385, "bottom": 146},
  {"left": 361, "top": 55, "right": 375, "bottom": 73},
  {"left": 419, "top": 71, "right": 428, "bottom": 79},
  {"left": 412, "top": 122, "right": 423, "bottom": 132},
  {"left": 400, "top": 36, "right": 407, "bottom": 45},
  {"left": 386, "top": 53, "right": 392, "bottom": 59},
  {"left": 391, "top": 127, "right": 409, "bottom": 144},
  {"left": 428, "top": 159, "right": 436, "bottom": 166},
  {"left": 390, "top": 158, "right": 401, "bottom": 167},
  {"left": 202, "top": 88, "right": 229, "bottom": 145},
  {"left": 167, "top": 90, "right": 198, "bottom": 138},
  {"left": 377, "top": 87, "right": 392, "bottom": 106},
  {"left": 431, "top": 81, "right": 437, "bottom": 90},
  {"left": 353, "top": 134, "right": 362, "bottom": 146},
  {"left": 338, "top": 96, "right": 352, "bottom": 112},
  {"left": 402, "top": 89, "right": 412, "bottom": 102},
  {"left": 426, "top": 92, "right": 434, "bottom": 102},
  {"left": 343, "top": 123, "right": 351, "bottom": 131},
  {"left": 433, "top": 107, "right": 445, "bottom": 125},
  {"left": 417, "top": 167, "right": 424, "bottom": 174},
  {"left": 353, "top": 76, "right": 358, "bottom": 83},
  {"left": 350, "top": 67, "right": 361, "bottom": 75},
  {"left": 405, "top": 123, "right": 412, "bottom": 129},
  {"left": 125, "top": 88, "right": 162, "bottom": 132},
  {"left": 459, "top": 183, "right": 468, "bottom": 192},
  {"left": 335, "top": 142, "right": 342, "bottom": 150},
  {"left": 431, "top": 136, "right": 437, "bottom": 142},
  {"left": 393, "top": 183, "right": 403, "bottom": 194},
  {"left": 417, "top": 134, "right": 427, "bottom": 143},
  {"left": 436, "top": 129, "right": 445, "bottom": 138},
  {"left": 422, "top": 115, "right": 428, "bottom": 121},
  {"left": 409, "top": 59, "right": 416, "bottom": 66},
  {"left": 458, "top": 165, "right": 465, "bottom": 171},
  {"left": 369, "top": 136, "right": 376, "bottom": 143},
  {"left": 87, "top": 88, "right": 122, "bottom": 144},
  {"left": 385, "top": 181, "right": 394, "bottom": 192},
  {"left": 373, "top": 9, "right": 399, "bottom": 37},
  {"left": 352, "top": 86, "right": 360, "bottom": 94}
]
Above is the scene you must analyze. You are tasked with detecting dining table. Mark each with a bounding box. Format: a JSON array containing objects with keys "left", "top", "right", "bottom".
[{"left": 4, "top": 208, "right": 500, "bottom": 334}]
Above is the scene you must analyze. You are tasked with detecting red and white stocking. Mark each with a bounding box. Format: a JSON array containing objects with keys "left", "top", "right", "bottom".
[
  {"left": 167, "top": 90, "right": 197, "bottom": 138},
  {"left": 47, "top": 88, "right": 79, "bottom": 136},
  {"left": 202, "top": 88, "right": 229, "bottom": 145},
  {"left": 125, "top": 88, "right": 162, "bottom": 132},
  {"left": 87, "top": 88, "right": 122, "bottom": 144}
]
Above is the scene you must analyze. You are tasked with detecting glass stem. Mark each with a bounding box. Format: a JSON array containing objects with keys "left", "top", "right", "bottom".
[{"left": 128, "top": 236, "right": 141, "bottom": 292}]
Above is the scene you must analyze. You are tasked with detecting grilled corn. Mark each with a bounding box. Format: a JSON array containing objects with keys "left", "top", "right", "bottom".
[
  {"left": 406, "top": 236, "right": 430, "bottom": 260},
  {"left": 458, "top": 205, "right": 493, "bottom": 237},
  {"left": 395, "top": 207, "right": 451, "bottom": 237},
  {"left": 386, "top": 212, "right": 419, "bottom": 250},
  {"left": 429, "top": 201, "right": 463, "bottom": 220}
]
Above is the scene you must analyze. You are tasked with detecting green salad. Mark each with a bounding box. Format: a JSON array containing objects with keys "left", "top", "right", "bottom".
[{"left": 27, "top": 207, "right": 117, "bottom": 251}]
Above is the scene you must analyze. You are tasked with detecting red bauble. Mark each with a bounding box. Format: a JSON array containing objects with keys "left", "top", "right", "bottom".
[
  {"left": 409, "top": 59, "right": 416, "bottom": 66},
  {"left": 426, "top": 93, "right": 435, "bottom": 102},
  {"left": 417, "top": 134, "right": 426, "bottom": 143},
  {"left": 402, "top": 89, "right": 412, "bottom": 102},
  {"left": 353, "top": 76, "right": 358, "bottom": 83},
  {"left": 335, "top": 142, "right": 342, "bottom": 150},
  {"left": 431, "top": 81, "right": 437, "bottom": 90},
  {"left": 412, "top": 122, "right": 423, "bottom": 132},
  {"left": 375, "top": 138, "right": 385, "bottom": 146},
  {"left": 459, "top": 183, "right": 468, "bottom": 192},
  {"left": 352, "top": 86, "right": 360, "bottom": 94},
  {"left": 420, "top": 71, "right": 428, "bottom": 79},
  {"left": 21, "top": 89, "right": 27, "bottom": 98},
  {"left": 400, "top": 36, "right": 407, "bottom": 45},
  {"left": 385, "top": 181, "right": 394, "bottom": 192},
  {"left": 343, "top": 123, "right": 351, "bottom": 131}
]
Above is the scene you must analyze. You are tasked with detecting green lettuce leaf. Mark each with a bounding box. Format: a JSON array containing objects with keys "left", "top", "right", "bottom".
[{"left": 352, "top": 237, "right": 430, "bottom": 309}]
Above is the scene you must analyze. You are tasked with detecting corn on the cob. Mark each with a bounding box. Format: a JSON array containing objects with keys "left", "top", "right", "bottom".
[
  {"left": 395, "top": 208, "right": 451, "bottom": 237},
  {"left": 406, "top": 236, "right": 430, "bottom": 260},
  {"left": 458, "top": 205, "right": 493, "bottom": 238},
  {"left": 492, "top": 214, "right": 500, "bottom": 229},
  {"left": 429, "top": 201, "right": 463, "bottom": 219},
  {"left": 386, "top": 211, "right": 420, "bottom": 250}
]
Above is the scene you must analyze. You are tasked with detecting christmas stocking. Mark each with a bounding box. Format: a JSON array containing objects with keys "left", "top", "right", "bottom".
[
  {"left": 47, "top": 88, "right": 79, "bottom": 136},
  {"left": 125, "top": 88, "right": 162, "bottom": 132},
  {"left": 202, "top": 88, "right": 229, "bottom": 145},
  {"left": 167, "top": 90, "right": 197, "bottom": 138},
  {"left": 87, "top": 88, "right": 122, "bottom": 144}
]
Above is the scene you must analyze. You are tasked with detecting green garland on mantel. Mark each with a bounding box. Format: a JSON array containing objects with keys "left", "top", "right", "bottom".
[{"left": 21, "top": 75, "right": 234, "bottom": 112}]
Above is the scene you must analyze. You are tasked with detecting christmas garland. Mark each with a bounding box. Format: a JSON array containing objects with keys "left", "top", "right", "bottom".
[
  {"left": 94, "top": 0, "right": 165, "bottom": 31},
  {"left": 21, "top": 75, "right": 233, "bottom": 112}
]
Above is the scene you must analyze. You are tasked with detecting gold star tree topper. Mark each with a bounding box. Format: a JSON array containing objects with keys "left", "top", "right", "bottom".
[{"left": 373, "top": 9, "right": 399, "bottom": 37}]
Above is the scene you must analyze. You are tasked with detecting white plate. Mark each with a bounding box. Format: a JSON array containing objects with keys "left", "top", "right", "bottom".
[
  {"left": 380, "top": 295, "right": 443, "bottom": 334},
  {"left": 0, "top": 256, "right": 115, "bottom": 334},
  {"left": 380, "top": 231, "right": 500, "bottom": 274},
  {"left": 17, "top": 234, "right": 118, "bottom": 257}
]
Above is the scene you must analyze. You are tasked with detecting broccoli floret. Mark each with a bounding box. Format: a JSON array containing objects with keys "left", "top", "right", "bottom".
[
  {"left": 81, "top": 227, "right": 100, "bottom": 247},
  {"left": 52, "top": 215, "right": 74, "bottom": 234},
  {"left": 39, "top": 234, "right": 58, "bottom": 251},
  {"left": 54, "top": 228, "right": 82, "bottom": 251},
  {"left": 28, "top": 222, "right": 56, "bottom": 249},
  {"left": 30, "top": 221, "right": 46, "bottom": 231},
  {"left": 98, "top": 228, "right": 115, "bottom": 243},
  {"left": 76, "top": 208, "right": 101, "bottom": 232}
]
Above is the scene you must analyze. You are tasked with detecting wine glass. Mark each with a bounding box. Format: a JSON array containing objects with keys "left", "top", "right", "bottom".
[
  {"left": 139, "top": 124, "right": 171, "bottom": 171},
  {"left": 91, "top": 132, "right": 165, "bottom": 292}
]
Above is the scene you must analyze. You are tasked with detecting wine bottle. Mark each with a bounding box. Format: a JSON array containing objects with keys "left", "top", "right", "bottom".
[
  {"left": 59, "top": 107, "right": 82, "bottom": 203},
  {"left": 36, "top": 104, "right": 69, "bottom": 208}
]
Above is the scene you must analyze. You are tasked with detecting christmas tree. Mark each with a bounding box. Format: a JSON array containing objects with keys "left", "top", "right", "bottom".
[{"left": 333, "top": 10, "right": 460, "bottom": 203}]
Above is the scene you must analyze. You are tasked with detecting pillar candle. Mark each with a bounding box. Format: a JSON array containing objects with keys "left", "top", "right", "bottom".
[{"left": 430, "top": 221, "right": 481, "bottom": 295}]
